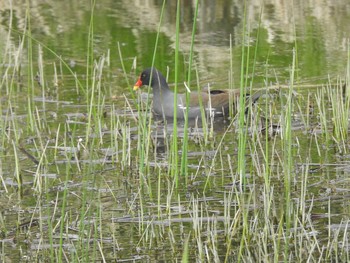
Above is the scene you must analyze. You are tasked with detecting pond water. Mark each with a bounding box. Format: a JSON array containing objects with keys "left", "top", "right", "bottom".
[{"left": 0, "top": 0, "right": 350, "bottom": 262}]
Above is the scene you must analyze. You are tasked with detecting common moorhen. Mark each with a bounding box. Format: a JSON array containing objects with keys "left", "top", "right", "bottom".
[{"left": 134, "top": 67, "right": 264, "bottom": 120}]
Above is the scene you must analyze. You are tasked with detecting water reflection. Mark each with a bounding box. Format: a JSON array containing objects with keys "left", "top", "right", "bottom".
[
  {"left": 0, "top": 0, "right": 348, "bottom": 81},
  {"left": 150, "top": 116, "right": 229, "bottom": 153}
]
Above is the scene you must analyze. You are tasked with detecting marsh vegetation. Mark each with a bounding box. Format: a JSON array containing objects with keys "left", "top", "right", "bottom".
[{"left": 0, "top": 0, "right": 350, "bottom": 262}]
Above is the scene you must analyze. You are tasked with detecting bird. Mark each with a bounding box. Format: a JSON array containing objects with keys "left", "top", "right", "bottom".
[{"left": 133, "top": 67, "right": 265, "bottom": 120}]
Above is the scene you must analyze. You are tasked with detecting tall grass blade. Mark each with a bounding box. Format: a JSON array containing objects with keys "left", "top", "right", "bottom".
[
  {"left": 170, "top": 0, "right": 181, "bottom": 185},
  {"left": 180, "top": 0, "right": 199, "bottom": 181}
]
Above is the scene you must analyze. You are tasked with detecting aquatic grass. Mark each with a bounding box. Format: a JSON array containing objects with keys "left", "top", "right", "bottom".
[
  {"left": 236, "top": 0, "right": 264, "bottom": 192},
  {"left": 237, "top": 4, "right": 249, "bottom": 193},
  {"left": 85, "top": 0, "right": 96, "bottom": 98},
  {"left": 180, "top": 0, "right": 199, "bottom": 182},
  {"left": 194, "top": 68, "right": 211, "bottom": 141},
  {"left": 0, "top": 157, "right": 8, "bottom": 193},
  {"left": 132, "top": 1, "right": 167, "bottom": 188},
  {"left": 305, "top": 92, "right": 312, "bottom": 129},
  {"left": 3, "top": 2, "right": 139, "bottom": 261},
  {"left": 280, "top": 48, "right": 297, "bottom": 259},
  {"left": 32, "top": 140, "right": 50, "bottom": 194},
  {"left": 85, "top": 55, "right": 108, "bottom": 144},
  {"left": 313, "top": 79, "right": 349, "bottom": 152},
  {"left": 57, "top": 165, "right": 71, "bottom": 263},
  {"left": 21, "top": 8, "right": 37, "bottom": 134},
  {"left": 114, "top": 4, "right": 167, "bottom": 213},
  {"left": 47, "top": 3, "right": 113, "bottom": 258},
  {"left": 108, "top": 104, "right": 119, "bottom": 164},
  {"left": 120, "top": 115, "right": 132, "bottom": 169},
  {"left": 0, "top": 24, "right": 27, "bottom": 154},
  {"left": 169, "top": 0, "right": 181, "bottom": 187},
  {"left": 181, "top": 232, "right": 191, "bottom": 263},
  {"left": 37, "top": 44, "right": 47, "bottom": 121},
  {"left": 315, "top": 86, "right": 330, "bottom": 142},
  {"left": 231, "top": 7, "right": 267, "bottom": 260},
  {"left": 1, "top": 2, "right": 350, "bottom": 262},
  {"left": 11, "top": 140, "right": 22, "bottom": 196},
  {"left": 328, "top": 82, "right": 348, "bottom": 152},
  {"left": 7, "top": 23, "right": 85, "bottom": 99},
  {"left": 330, "top": 61, "right": 350, "bottom": 151}
]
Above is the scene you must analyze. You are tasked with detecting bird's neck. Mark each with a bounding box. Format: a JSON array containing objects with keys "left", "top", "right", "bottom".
[{"left": 152, "top": 78, "right": 173, "bottom": 98}]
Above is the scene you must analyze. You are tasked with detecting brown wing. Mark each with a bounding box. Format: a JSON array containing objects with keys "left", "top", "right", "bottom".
[{"left": 183, "top": 89, "right": 240, "bottom": 114}]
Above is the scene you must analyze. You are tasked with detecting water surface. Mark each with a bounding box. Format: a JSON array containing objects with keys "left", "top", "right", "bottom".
[{"left": 0, "top": 0, "right": 350, "bottom": 262}]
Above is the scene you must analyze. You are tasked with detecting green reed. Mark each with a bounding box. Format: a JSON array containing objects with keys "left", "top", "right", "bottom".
[
  {"left": 170, "top": 0, "right": 181, "bottom": 185},
  {"left": 26, "top": 7, "right": 36, "bottom": 133},
  {"left": 131, "top": 2, "right": 167, "bottom": 199},
  {"left": 237, "top": 1, "right": 249, "bottom": 192},
  {"left": 236, "top": 5, "right": 254, "bottom": 260},
  {"left": 180, "top": 0, "right": 199, "bottom": 182},
  {"left": 280, "top": 48, "right": 297, "bottom": 261},
  {"left": 329, "top": 82, "right": 348, "bottom": 152}
]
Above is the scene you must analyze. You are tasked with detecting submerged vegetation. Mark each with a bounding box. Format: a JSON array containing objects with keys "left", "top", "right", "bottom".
[{"left": 0, "top": 1, "right": 350, "bottom": 262}]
